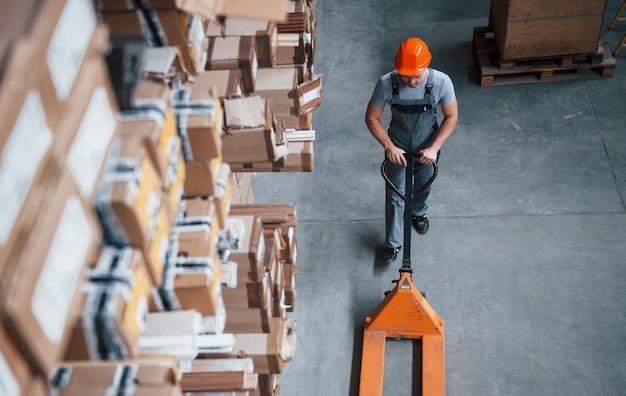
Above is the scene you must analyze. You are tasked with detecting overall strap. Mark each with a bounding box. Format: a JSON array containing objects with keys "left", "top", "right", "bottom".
[
  {"left": 425, "top": 68, "right": 438, "bottom": 115},
  {"left": 391, "top": 73, "right": 400, "bottom": 96},
  {"left": 425, "top": 68, "right": 434, "bottom": 96}
]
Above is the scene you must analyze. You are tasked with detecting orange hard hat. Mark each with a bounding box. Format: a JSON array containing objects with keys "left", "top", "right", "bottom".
[{"left": 395, "top": 37, "right": 432, "bottom": 76}]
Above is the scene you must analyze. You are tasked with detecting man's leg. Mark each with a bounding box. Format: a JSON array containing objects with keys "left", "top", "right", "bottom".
[{"left": 384, "top": 161, "right": 406, "bottom": 248}]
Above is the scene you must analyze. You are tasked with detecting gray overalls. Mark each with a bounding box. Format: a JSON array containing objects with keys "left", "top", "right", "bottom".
[{"left": 385, "top": 69, "right": 439, "bottom": 248}]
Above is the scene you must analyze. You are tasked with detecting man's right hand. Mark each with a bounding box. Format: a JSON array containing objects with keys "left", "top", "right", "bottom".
[{"left": 385, "top": 145, "right": 407, "bottom": 166}]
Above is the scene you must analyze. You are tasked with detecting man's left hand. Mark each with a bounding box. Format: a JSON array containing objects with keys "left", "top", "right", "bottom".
[{"left": 418, "top": 147, "right": 438, "bottom": 164}]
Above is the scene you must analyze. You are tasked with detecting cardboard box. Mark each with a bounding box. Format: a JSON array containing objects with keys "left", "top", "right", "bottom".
[
  {"left": 219, "top": 0, "right": 290, "bottom": 22},
  {"left": 176, "top": 14, "right": 208, "bottom": 77},
  {"left": 275, "top": 32, "right": 307, "bottom": 64},
  {"left": 101, "top": 9, "right": 188, "bottom": 47},
  {"left": 489, "top": 0, "right": 608, "bottom": 60},
  {"left": 178, "top": 198, "right": 220, "bottom": 229},
  {"left": 173, "top": 88, "right": 223, "bottom": 162},
  {"left": 146, "top": 203, "right": 172, "bottom": 287},
  {"left": 226, "top": 215, "right": 265, "bottom": 281},
  {"left": 254, "top": 67, "right": 298, "bottom": 115},
  {"left": 0, "top": 89, "right": 61, "bottom": 279},
  {"left": 97, "top": 0, "right": 223, "bottom": 23},
  {"left": 65, "top": 247, "right": 154, "bottom": 361},
  {"left": 161, "top": 138, "right": 186, "bottom": 228},
  {"left": 183, "top": 157, "right": 223, "bottom": 197},
  {"left": 230, "top": 171, "right": 254, "bottom": 205},
  {"left": 50, "top": 355, "right": 182, "bottom": 395},
  {"left": 284, "top": 140, "right": 314, "bottom": 172},
  {"left": 213, "top": 163, "right": 233, "bottom": 230},
  {"left": 207, "top": 17, "right": 278, "bottom": 67},
  {"left": 0, "top": 0, "right": 39, "bottom": 76},
  {"left": 0, "top": 326, "right": 34, "bottom": 395},
  {"left": 210, "top": 318, "right": 296, "bottom": 373},
  {"left": 62, "top": 56, "right": 120, "bottom": 201},
  {"left": 94, "top": 135, "right": 164, "bottom": 249},
  {"left": 275, "top": 111, "right": 313, "bottom": 130},
  {"left": 173, "top": 267, "right": 222, "bottom": 316},
  {"left": 181, "top": 358, "right": 258, "bottom": 392},
  {"left": 188, "top": 69, "right": 242, "bottom": 98},
  {"left": 222, "top": 99, "right": 284, "bottom": 164},
  {"left": 0, "top": 170, "right": 100, "bottom": 376},
  {"left": 120, "top": 97, "right": 180, "bottom": 189},
  {"left": 205, "top": 36, "right": 258, "bottom": 94}
]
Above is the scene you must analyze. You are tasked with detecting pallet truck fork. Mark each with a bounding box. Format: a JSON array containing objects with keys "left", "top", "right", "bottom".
[{"left": 359, "top": 154, "right": 446, "bottom": 396}]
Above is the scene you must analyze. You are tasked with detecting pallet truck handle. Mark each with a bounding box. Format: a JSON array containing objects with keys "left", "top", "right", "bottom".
[
  {"left": 381, "top": 153, "right": 438, "bottom": 272},
  {"left": 380, "top": 154, "right": 438, "bottom": 202}
]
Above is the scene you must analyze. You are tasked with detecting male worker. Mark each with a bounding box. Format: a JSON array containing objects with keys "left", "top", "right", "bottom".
[{"left": 365, "top": 37, "right": 458, "bottom": 263}]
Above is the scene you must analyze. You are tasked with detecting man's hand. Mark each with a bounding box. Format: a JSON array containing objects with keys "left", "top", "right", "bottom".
[
  {"left": 386, "top": 145, "right": 407, "bottom": 166},
  {"left": 418, "top": 146, "right": 438, "bottom": 164}
]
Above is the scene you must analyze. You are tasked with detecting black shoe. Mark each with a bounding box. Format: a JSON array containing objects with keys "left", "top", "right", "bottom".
[
  {"left": 384, "top": 246, "right": 400, "bottom": 263},
  {"left": 412, "top": 215, "right": 429, "bottom": 234}
]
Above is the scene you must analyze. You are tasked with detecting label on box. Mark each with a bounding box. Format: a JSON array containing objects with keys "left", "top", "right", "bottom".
[
  {"left": 32, "top": 196, "right": 93, "bottom": 343},
  {"left": 67, "top": 87, "right": 117, "bottom": 196},
  {"left": 300, "top": 87, "right": 320, "bottom": 106},
  {"left": 47, "top": 0, "right": 97, "bottom": 99},
  {"left": 0, "top": 353, "right": 19, "bottom": 396},
  {"left": 0, "top": 91, "right": 52, "bottom": 245}
]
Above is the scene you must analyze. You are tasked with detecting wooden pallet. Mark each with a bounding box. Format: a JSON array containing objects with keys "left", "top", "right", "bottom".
[{"left": 473, "top": 26, "right": 617, "bottom": 86}]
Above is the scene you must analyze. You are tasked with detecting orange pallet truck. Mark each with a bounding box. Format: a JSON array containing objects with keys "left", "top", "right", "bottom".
[{"left": 359, "top": 154, "right": 446, "bottom": 396}]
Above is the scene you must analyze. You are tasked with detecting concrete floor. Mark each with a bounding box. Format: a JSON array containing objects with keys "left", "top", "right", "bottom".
[{"left": 253, "top": 1, "right": 626, "bottom": 395}]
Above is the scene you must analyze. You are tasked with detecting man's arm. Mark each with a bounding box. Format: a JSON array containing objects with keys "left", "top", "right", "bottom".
[
  {"left": 419, "top": 98, "right": 458, "bottom": 164},
  {"left": 365, "top": 101, "right": 407, "bottom": 166}
]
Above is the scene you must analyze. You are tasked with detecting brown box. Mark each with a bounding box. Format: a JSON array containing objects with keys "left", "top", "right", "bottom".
[
  {"left": 206, "top": 36, "right": 258, "bottom": 94},
  {"left": 223, "top": 307, "right": 270, "bottom": 334},
  {"left": 183, "top": 157, "right": 223, "bottom": 197},
  {"left": 284, "top": 140, "right": 314, "bottom": 172},
  {"left": 101, "top": 10, "right": 188, "bottom": 47},
  {"left": 222, "top": 99, "right": 284, "bottom": 164},
  {"left": 227, "top": 215, "right": 266, "bottom": 281},
  {"left": 97, "top": 0, "right": 223, "bottom": 23},
  {"left": 188, "top": 69, "right": 242, "bottom": 98},
  {"left": 213, "top": 163, "right": 233, "bottom": 229},
  {"left": 0, "top": 170, "right": 100, "bottom": 376},
  {"left": 219, "top": 0, "right": 290, "bottom": 22},
  {"left": 50, "top": 355, "right": 182, "bottom": 395},
  {"left": 176, "top": 14, "right": 208, "bottom": 77},
  {"left": 230, "top": 171, "right": 254, "bottom": 205},
  {"left": 121, "top": 95, "right": 180, "bottom": 188},
  {"left": 489, "top": 0, "right": 608, "bottom": 60},
  {"left": 173, "top": 269, "right": 221, "bottom": 316},
  {"left": 0, "top": 326, "right": 35, "bottom": 395},
  {"left": 94, "top": 135, "right": 164, "bottom": 248},
  {"left": 275, "top": 111, "right": 313, "bottom": 130},
  {"left": 178, "top": 198, "right": 220, "bottom": 228},
  {"left": 65, "top": 247, "right": 154, "bottom": 361},
  {"left": 0, "top": 0, "right": 39, "bottom": 76},
  {"left": 61, "top": 56, "right": 120, "bottom": 201},
  {"left": 207, "top": 17, "right": 278, "bottom": 67},
  {"left": 254, "top": 67, "right": 299, "bottom": 115},
  {"left": 173, "top": 89, "right": 223, "bottom": 161},
  {"left": 173, "top": 232, "right": 222, "bottom": 316},
  {"left": 20, "top": 0, "right": 108, "bottom": 102},
  {"left": 211, "top": 318, "right": 296, "bottom": 373}
]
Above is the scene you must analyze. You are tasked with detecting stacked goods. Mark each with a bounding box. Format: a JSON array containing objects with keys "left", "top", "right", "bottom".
[
  {"left": 0, "top": 0, "right": 305, "bottom": 394},
  {"left": 489, "top": 0, "right": 608, "bottom": 61},
  {"left": 473, "top": 0, "right": 616, "bottom": 86},
  {"left": 206, "top": 0, "right": 321, "bottom": 173}
]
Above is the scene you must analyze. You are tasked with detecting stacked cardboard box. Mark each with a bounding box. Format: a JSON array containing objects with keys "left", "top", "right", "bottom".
[
  {"left": 489, "top": 0, "right": 608, "bottom": 61},
  {"left": 1, "top": 0, "right": 306, "bottom": 393}
]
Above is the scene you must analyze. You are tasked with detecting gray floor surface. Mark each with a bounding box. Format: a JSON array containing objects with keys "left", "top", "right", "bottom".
[{"left": 252, "top": 1, "right": 626, "bottom": 395}]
